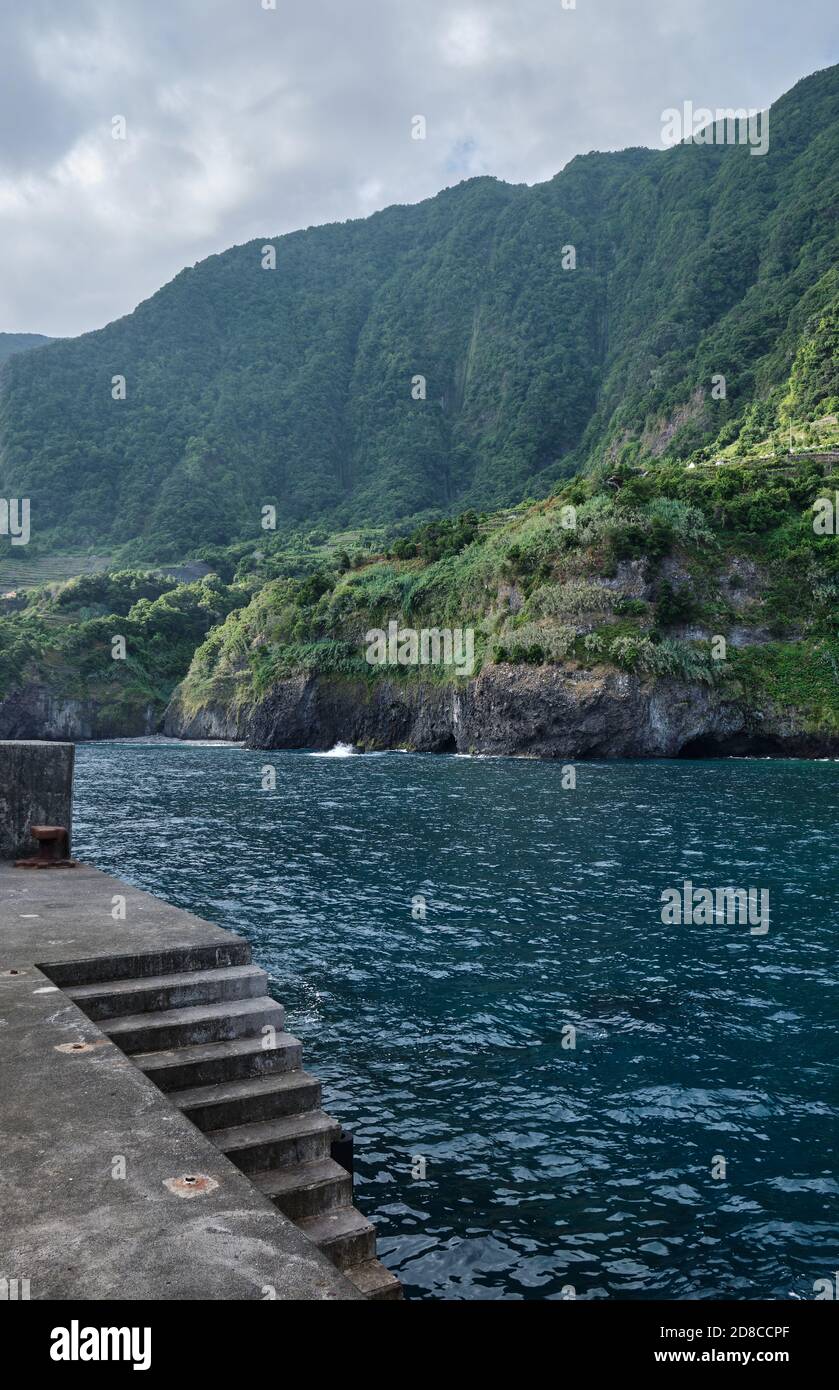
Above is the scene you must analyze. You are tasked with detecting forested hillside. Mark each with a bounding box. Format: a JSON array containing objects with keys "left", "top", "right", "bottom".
[
  {"left": 4, "top": 443, "right": 836, "bottom": 752},
  {"left": 0, "top": 64, "right": 837, "bottom": 558},
  {"left": 164, "top": 451, "right": 839, "bottom": 742},
  {"left": 0, "top": 333, "right": 54, "bottom": 365}
]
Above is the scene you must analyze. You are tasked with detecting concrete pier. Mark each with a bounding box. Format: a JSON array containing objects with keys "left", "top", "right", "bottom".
[
  {"left": 0, "top": 740, "right": 74, "bottom": 859},
  {"left": 0, "top": 860, "right": 399, "bottom": 1300}
]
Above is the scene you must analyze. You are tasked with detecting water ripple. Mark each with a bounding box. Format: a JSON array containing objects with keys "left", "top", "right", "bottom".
[{"left": 73, "top": 743, "right": 839, "bottom": 1301}]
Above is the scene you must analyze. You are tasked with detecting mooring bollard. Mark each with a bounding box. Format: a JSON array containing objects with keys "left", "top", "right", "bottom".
[
  {"left": 14, "top": 824, "right": 77, "bottom": 869},
  {"left": 0, "top": 740, "right": 75, "bottom": 862}
]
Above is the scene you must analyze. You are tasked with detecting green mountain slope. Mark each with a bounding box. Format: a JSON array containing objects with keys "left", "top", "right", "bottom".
[
  {"left": 165, "top": 451, "right": 839, "bottom": 745},
  {"left": 4, "top": 440, "right": 836, "bottom": 750},
  {"left": 0, "top": 333, "right": 54, "bottom": 365},
  {"left": 0, "top": 65, "right": 837, "bottom": 557}
]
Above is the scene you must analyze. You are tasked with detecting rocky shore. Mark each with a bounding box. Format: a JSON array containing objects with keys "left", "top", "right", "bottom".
[
  {"left": 0, "top": 683, "right": 158, "bottom": 742},
  {"left": 3, "top": 665, "right": 835, "bottom": 759},
  {"left": 162, "top": 666, "right": 838, "bottom": 759}
]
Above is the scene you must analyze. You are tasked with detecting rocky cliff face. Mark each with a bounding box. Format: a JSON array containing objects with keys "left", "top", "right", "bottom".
[
  {"left": 6, "top": 666, "right": 833, "bottom": 758},
  {"left": 164, "top": 666, "right": 838, "bottom": 759},
  {"left": 0, "top": 684, "right": 158, "bottom": 742},
  {"left": 161, "top": 699, "right": 245, "bottom": 742}
]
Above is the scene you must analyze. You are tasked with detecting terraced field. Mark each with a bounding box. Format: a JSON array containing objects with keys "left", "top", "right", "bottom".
[{"left": 0, "top": 552, "right": 113, "bottom": 594}]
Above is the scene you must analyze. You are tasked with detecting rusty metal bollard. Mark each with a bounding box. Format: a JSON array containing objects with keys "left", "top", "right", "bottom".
[{"left": 14, "top": 825, "right": 78, "bottom": 869}]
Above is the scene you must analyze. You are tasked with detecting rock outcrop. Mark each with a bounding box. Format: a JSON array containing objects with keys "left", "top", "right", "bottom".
[
  {"left": 0, "top": 684, "right": 158, "bottom": 742},
  {"left": 6, "top": 665, "right": 835, "bottom": 758},
  {"left": 164, "top": 666, "right": 839, "bottom": 759}
]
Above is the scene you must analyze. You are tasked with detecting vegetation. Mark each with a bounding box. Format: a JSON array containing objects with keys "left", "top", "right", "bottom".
[
  {"left": 0, "top": 333, "right": 54, "bottom": 366},
  {"left": 2, "top": 428, "right": 836, "bottom": 733},
  {"left": 0, "top": 573, "right": 247, "bottom": 722},
  {"left": 167, "top": 452, "right": 839, "bottom": 732},
  {"left": 0, "top": 65, "right": 837, "bottom": 738},
  {"left": 0, "top": 66, "right": 837, "bottom": 557}
]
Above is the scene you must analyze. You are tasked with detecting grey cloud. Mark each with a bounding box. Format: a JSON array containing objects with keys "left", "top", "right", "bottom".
[{"left": 0, "top": 0, "right": 836, "bottom": 336}]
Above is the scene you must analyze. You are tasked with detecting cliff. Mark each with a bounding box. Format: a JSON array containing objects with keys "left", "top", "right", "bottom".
[
  {"left": 0, "top": 683, "right": 159, "bottom": 741},
  {"left": 3, "top": 452, "right": 837, "bottom": 758},
  {"left": 164, "top": 665, "right": 838, "bottom": 759}
]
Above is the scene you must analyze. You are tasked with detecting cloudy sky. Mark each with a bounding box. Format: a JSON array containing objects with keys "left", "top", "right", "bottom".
[{"left": 1, "top": 0, "right": 836, "bottom": 338}]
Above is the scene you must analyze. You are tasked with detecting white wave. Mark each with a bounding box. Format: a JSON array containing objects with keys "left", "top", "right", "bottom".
[{"left": 310, "top": 742, "right": 358, "bottom": 758}]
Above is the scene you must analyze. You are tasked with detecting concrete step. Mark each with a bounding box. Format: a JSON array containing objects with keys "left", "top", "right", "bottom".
[
  {"left": 133, "top": 1032, "right": 303, "bottom": 1091},
  {"left": 100, "top": 997, "right": 285, "bottom": 1054},
  {"left": 65, "top": 965, "right": 268, "bottom": 1020},
  {"left": 170, "top": 1070, "right": 321, "bottom": 1131},
  {"left": 343, "top": 1258, "right": 403, "bottom": 1301},
  {"left": 252, "top": 1158, "right": 352, "bottom": 1220},
  {"left": 298, "top": 1205, "right": 376, "bottom": 1271},
  {"left": 45, "top": 941, "right": 251, "bottom": 987},
  {"left": 207, "top": 1109, "right": 340, "bottom": 1173}
]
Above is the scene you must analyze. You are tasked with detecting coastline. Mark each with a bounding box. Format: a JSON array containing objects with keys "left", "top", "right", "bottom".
[{"left": 2, "top": 664, "right": 838, "bottom": 760}]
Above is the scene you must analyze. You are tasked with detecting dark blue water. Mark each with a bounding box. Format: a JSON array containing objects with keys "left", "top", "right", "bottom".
[{"left": 73, "top": 740, "right": 838, "bottom": 1301}]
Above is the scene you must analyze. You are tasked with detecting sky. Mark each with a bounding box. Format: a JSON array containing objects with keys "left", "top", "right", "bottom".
[{"left": 1, "top": 0, "right": 836, "bottom": 339}]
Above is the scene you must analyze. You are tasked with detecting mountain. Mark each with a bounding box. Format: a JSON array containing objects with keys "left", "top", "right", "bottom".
[
  {"left": 0, "top": 333, "right": 54, "bottom": 365},
  {"left": 0, "top": 65, "right": 837, "bottom": 557}
]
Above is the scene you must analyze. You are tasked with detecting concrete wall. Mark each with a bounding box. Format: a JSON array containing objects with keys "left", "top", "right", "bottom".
[{"left": 0, "top": 739, "right": 74, "bottom": 859}]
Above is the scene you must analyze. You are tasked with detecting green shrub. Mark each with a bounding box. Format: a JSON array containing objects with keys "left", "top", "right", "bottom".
[{"left": 655, "top": 580, "right": 697, "bottom": 627}]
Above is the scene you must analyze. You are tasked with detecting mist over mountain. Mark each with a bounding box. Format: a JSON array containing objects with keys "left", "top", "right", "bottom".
[{"left": 0, "top": 64, "right": 837, "bottom": 558}]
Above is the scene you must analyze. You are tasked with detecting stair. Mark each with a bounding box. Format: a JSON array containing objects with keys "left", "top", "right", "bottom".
[
  {"left": 65, "top": 964, "right": 268, "bottom": 1020},
  {"left": 60, "top": 947, "right": 402, "bottom": 1300},
  {"left": 297, "top": 1206, "right": 376, "bottom": 1269},
  {"left": 133, "top": 1033, "right": 303, "bottom": 1090},
  {"left": 98, "top": 997, "right": 286, "bottom": 1053},
  {"left": 252, "top": 1157, "right": 352, "bottom": 1219},
  {"left": 208, "top": 1109, "right": 340, "bottom": 1172},
  {"left": 344, "top": 1258, "right": 403, "bottom": 1302},
  {"left": 169, "top": 1071, "right": 321, "bottom": 1131},
  {"left": 46, "top": 941, "right": 251, "bottom": 987}
]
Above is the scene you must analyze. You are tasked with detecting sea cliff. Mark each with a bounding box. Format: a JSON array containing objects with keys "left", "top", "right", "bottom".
[{"left": 163, "top": 666, "right": 838, "bottom": 759}]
